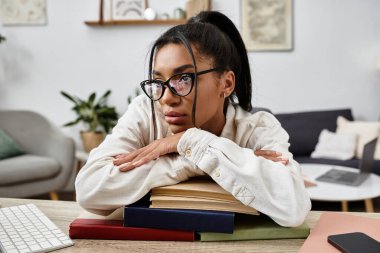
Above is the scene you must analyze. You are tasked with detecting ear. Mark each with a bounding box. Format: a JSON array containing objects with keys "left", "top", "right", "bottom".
[{"left": 221, "top": 70, "right": 235, "bottom": 97}]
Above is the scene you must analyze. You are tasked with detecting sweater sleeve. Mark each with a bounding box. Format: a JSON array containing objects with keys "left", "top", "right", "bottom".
[
  {"left": 75, "top": 96, "right": 203, "bottom": 215},
  {"left": 177, "top": 116, "right": 311, "bottom": 227}
]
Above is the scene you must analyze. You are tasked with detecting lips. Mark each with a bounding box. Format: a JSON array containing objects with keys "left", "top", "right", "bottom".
[{"left": 164, "top": 111, "right": 187, "bottom": 124}]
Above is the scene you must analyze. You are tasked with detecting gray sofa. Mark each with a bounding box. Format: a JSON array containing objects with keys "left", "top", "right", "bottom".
[
  {"left": 274, "top": 108, "right": 380, "bottom": 175},
  {"left": 0, "top": 110, "right": 75, "bottom": 198}
]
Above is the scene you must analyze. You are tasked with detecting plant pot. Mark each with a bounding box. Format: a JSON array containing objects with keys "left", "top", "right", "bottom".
[{"left": 80, "top": 131, "right": 105, "bottom": 153}]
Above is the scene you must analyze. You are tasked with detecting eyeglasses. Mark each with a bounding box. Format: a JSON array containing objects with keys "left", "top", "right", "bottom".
[{"left": 140, "top": 68, "right": 218, "bottom": 101}]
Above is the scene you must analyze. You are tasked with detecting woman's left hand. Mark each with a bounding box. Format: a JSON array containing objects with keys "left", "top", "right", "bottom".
[{"left": 113, "top": 132, "right": 185, "bottom": 172}]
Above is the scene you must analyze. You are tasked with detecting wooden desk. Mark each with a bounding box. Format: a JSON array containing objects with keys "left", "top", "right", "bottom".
[{"left": 1, "top": 198, "right": 380, "bottom": 253}]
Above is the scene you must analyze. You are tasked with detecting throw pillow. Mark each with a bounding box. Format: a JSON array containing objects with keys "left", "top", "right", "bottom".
[
  {"left": 336, "top": 116, "right": 380, "bottom": 159},
  {"left": 311, "top": 129, "right": 356, "bottom": 160},
  {"left": 0, "top": 128, "right": 24, "bottom": 160}
]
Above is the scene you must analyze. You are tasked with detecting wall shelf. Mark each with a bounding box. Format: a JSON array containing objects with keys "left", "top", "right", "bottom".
[{"left": 84, "top": 19, "right": 187, "bottom": 26}]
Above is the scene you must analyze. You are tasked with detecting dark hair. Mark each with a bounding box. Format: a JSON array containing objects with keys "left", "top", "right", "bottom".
[{"left": 147, "top": 11, "right": 252, "bottom": 138}]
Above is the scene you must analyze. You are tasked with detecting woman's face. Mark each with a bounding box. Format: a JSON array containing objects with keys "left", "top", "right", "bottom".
[{"left": 154, "top": 43, "right": 234, "bottom": 135}]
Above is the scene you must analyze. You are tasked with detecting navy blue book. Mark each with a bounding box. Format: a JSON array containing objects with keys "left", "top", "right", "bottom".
[{"left": 124, "top": 195, "right": 235, "bottom": 233}]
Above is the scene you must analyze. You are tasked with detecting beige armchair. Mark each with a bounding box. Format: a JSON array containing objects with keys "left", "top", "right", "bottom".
[{"left": 0, "top": 110, "right": 75, "bottom": 199}]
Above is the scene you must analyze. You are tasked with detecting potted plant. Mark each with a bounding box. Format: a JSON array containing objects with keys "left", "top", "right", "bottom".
[
  {"left": 0, "top": 34, "right": 5, "bottom": 44},
  {"left": 61, "top": 90, "right": 119, "bottom": 152}
]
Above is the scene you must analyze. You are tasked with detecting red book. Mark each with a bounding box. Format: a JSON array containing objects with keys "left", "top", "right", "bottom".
[{"left": 69, "top": 218, "right": 195, "bottom": 241}]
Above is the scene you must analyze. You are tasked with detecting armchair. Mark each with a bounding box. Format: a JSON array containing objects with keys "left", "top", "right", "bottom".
[{"left": 0, "top": 110, "right": 75, "bottom": 199}]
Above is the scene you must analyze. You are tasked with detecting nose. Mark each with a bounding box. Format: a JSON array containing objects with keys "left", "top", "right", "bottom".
[{"left": 160, "top": 86, "right": 181, "bottom": 106}]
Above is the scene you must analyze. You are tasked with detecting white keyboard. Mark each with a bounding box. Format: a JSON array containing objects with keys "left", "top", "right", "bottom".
[{"left": 0, "top": 204, "right": 73, "bottom": 253}]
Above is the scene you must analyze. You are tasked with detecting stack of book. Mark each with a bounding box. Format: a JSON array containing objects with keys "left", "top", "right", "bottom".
[
  {"left": 70, "top": 176, "right": 310, "bottom": 241},
  {"left": 149, "top": 176, "right": 259, "bottom": 215}
]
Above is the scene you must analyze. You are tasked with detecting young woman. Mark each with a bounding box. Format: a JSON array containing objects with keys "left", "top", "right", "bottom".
[{"left": 76, "top": 11, "right": 311, "bottom": 226}]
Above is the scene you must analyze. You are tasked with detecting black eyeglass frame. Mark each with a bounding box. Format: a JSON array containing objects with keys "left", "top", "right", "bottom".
[{"left": 140, "top": 68, "right": 219, "bottom": 101}]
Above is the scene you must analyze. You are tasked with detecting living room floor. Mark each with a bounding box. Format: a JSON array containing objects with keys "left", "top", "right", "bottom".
[{"left": 31, "top": 191, "right": 380, "bottom": 213}]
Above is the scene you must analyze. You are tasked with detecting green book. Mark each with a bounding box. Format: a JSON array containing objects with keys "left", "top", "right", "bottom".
[{"left": 199, "top": 214, "right": 310, "bottom": 241}]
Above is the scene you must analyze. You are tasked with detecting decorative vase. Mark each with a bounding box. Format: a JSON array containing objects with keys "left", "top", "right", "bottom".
[
  {"left": 80, "top": 131, "right": 105, "bottom": 153},
  {"left": 173, "top": 8, "right": 186, "bottom": 19}
]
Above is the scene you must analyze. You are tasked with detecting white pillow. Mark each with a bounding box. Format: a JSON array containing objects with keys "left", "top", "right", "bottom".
[
  {"left": 336, "top": 116, "right": 380, "bottom": 159},
  {"left": 311, "top": 129, "right": 357, "bottom": 160}
]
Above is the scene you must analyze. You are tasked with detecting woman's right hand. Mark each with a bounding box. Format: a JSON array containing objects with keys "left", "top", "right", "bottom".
[
  {"left": 113, "top": 132, "right": 184, "bottom": 172},
  {"left": 254, "top": 150, "right": 289, "bottom": 165}
]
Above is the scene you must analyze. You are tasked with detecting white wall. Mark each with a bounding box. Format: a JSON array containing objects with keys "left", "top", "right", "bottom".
[
  {"left": 249, "top": 0, "right": 380, "bottom": 120},
  {"left": 1, "top": 0, "right": 379, "bottom": 149}
]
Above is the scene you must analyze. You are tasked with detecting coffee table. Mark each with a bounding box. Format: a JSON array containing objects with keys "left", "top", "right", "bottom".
[{"left": 301, "top": 163, "right": 380, "bottom": 212}]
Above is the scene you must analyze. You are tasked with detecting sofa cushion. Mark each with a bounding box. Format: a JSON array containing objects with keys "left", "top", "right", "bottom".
[
  {"left": 275, "top": 109, "right": 353, "bottom": 157},
  {"left": 0, "top": 154, "right": 61, "bottom": 185},
  {"left": 337, "top": 116, "right": 380, "bottom": 159},
  {"left": 0, "top": 128, "right": 24, "bottom": 160},
  {"left": 311, "top": 129, "right": 356, "bottom": 160}
]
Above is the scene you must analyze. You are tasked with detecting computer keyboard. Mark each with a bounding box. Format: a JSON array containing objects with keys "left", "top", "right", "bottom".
[
  {"left": 0, "top": 204, "right": 74, "bottom": 253},
  {"left": 338, "top": 172, "right": 358, "bottom": 182}
]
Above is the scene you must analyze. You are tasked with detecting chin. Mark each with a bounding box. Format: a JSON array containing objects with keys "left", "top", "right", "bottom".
[{"left": 169, "top": 124, "right": 190, "bottom": 134}]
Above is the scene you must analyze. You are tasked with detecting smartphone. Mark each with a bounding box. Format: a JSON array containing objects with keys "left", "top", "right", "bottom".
[{"left": 327, "top": 232, "right": 380, "bottom": 253}]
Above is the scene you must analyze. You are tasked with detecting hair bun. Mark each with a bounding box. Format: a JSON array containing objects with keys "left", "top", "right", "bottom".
[
  {"left": 189, "top": 11, "right": 252, "bottom": 112},
  {"left": 189, "top": 11, "right": 229, "bottom": 31}
]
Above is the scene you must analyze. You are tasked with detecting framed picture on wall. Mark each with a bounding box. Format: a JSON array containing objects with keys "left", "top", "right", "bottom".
[
  {"left": 0, "top": 0, "right": 46, "bottom": 26},
  {"left": 111, "top": 0, "right": 147, "bottom": 20},
  {"left": 242, "top": 0, "right": 293, "bottom": 51}
]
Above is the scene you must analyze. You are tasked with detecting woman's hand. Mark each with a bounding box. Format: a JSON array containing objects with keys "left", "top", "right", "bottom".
[
  {"left": 113, "top": 132, "right": 185, "bottom": 172},
  {"left": 254, "top": 150, "right": 289, "bottom": 165}
]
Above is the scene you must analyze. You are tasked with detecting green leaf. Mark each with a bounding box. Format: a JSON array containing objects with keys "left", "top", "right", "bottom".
[
  {"left": 98, "top": 90, "right": 111, "bottom": 106},
  {"left": 62, "top": 117, "right": 81, "bottom": 127},
  {"left": 101, "top": 90, "right": 111, "bottom": 99},
  {"left": 61, "top": 91, "right": 78, "bottom": 104},
  {"left": 0, "top": 34, "right": 6, "bottom": 43},
  {"left": 88, "top": 92, "right": 96, "bottom": 106}
]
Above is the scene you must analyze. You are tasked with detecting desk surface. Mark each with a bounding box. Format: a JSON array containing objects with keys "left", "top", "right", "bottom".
[
  {"left": 301, "top": 163, "right": 380, "bottom": 201},
  {"left": 1, "top": 198, "right": 380, "bottom": 253}
]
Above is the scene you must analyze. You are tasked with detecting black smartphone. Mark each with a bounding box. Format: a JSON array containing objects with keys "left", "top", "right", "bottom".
[{"left": 327, "top": 232, "right": 380, "bottom": 253}]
